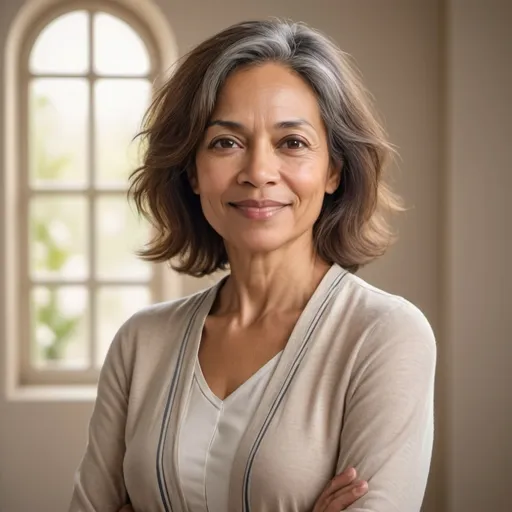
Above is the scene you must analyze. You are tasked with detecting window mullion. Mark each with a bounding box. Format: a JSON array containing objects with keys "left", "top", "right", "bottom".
[
  {"left": 87, "top": 10, "right": 97, "bottom": 371},
  {"left": 28, "top": 72, "right": 150, "bottom": 80},
  {"left": 29, "top": 279, "right": 151, "bottom": 287},
  {"left": 27, "top": 187, "right": 128, "bottom": 195},
  {"left": 20, "top": 73, "right": 33, "bottom": 382}
]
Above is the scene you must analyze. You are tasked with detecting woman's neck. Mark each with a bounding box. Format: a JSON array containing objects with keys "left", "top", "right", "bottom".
[{"left": 215, "top": 240, "right": 331, "bottom": 326}]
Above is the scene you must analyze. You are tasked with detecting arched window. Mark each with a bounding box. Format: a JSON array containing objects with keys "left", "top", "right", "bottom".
[{"left": 4, "top": 1, "right": 177, "bottom": 389}]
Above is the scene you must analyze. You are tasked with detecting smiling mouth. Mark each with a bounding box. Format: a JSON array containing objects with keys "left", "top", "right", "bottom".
[{"left": 228, "top": 202, "right": 289, "bottom": 220}]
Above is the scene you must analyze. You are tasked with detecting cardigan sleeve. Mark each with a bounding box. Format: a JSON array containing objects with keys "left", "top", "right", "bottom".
[
  {"left": 68, "top": 323, "right": 132, "bottom": 512},
  {"left": 336, "top": 302, "right": 437, "bottom": 512}
]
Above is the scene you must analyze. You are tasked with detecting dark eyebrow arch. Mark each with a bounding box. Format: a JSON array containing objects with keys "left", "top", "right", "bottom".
[
  {"left": 206, "top": 118, "right": 315, "bottom": 131},
  {"left": 206, "top": 120, "right": 245, "bottom": 130},
  {"left": 275, "top": 119, "right": 314, "bottom": 130}
]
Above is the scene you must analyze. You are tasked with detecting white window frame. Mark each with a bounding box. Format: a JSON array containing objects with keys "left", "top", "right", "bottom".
[{"left": 4, "top": 0, "right": 181, "bottom": 396}]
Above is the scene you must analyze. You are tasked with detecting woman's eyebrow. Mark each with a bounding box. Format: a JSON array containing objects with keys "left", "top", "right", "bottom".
[
  {"left": 206, "top": 118, "right": 316, "bottom": 131},
  {"left": 275, "top": 119, "right": 315, "bottom": 130},
  {"left": 207, "top": 119, "right": 244, "bottom": 130}
]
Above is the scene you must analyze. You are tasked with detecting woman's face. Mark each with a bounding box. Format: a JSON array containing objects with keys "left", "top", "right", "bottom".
[{"left": 193, "top": 62, "right": 339, "bottom": 256}]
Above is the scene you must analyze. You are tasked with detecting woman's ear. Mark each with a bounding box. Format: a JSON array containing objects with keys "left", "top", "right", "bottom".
[{"left": 325, "top": 161, "right": 341, "bottom": 195}]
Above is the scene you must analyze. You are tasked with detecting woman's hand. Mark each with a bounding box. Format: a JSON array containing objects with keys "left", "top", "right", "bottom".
[{"left": 312, "top": 467, "right": 368, "bottom": 511}]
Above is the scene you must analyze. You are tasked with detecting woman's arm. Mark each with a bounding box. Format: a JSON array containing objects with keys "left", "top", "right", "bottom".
[
  {"left": 336, "top": 303, "right": 437, "bottom": 511},
  {"left": 116, "top": 468, "right": 369, "bottom": 512},
  {"left": 69, "top": 324, "right": 132, "bottom": 511}
]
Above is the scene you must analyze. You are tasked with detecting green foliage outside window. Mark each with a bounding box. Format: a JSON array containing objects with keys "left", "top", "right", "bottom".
[{"left": 32, "top": 95, "right": 81, "bottom": 362}]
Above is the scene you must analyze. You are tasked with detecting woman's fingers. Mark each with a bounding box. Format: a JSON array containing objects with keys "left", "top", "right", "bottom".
[
  {"left": 329, "top": 467, "right": 358, "bottom": 490},
  {"left": 313, "top": 467, "right": 358, "bottom": 511},
  {"left": 324, "top": 480, "right": 368, "bottom": 511}
]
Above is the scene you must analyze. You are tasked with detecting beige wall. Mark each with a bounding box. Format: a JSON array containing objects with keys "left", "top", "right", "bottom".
[
  {"left": 0, "top": 0, "right": 509, "bottom": 511},
  {"left": 446, "top": 0, "right": 512, "bottom": 509}
]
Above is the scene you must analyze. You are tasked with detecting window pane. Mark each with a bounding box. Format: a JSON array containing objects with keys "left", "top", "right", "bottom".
[
  {"left": 30, "top": 196, "right": 88, "bottom": 280},
  {"left": 30, "top": 11, "right": 89, "bottom": 75},
  {"left": 94, "top": 13, "right": 150, "bottom": 76},
  {"left": 94, "top": 79, "right": 151, "bottom": 186},
  {"left": 95, "top": 195, "right": 151, "bottom": 280},
  {"left": 30, "top": 79, "right": 88, "bottom": 186},
  {"left": 31, "top": 286, "right": 89, "bottom": 369},
  {"left": 95, "top": 286, "right": 150, "bottom": 366}
]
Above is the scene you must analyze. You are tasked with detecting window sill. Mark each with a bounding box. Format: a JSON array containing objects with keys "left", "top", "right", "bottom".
[{"left": 7, "top": 384, "right": 97, "bottom": 402}]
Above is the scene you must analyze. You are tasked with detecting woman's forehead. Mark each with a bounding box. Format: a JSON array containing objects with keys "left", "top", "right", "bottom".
[{"left": 211, "top": 63, "right": 323, "bottom": 126}]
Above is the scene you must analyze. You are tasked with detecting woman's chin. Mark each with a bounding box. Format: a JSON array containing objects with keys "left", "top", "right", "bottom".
[{"left": 225, "top": 232, "right": 293, "bottom": 257}]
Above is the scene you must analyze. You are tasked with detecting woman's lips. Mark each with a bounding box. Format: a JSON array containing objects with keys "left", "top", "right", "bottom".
[{"left": 229, "top": 200, "right": 290, "bottom": 220}]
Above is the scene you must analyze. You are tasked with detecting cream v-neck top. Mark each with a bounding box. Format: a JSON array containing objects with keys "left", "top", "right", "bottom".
[
  {"left": 178, "top": 354, "right": 281, "bottom": 512},
  {"left": 69, "top": 264, "right": 437, "bottom": 512}
]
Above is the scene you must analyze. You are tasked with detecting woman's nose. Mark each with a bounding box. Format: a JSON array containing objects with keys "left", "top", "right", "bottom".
[{"left": 237, "top": 143, "right": 280, "bottom": 187}]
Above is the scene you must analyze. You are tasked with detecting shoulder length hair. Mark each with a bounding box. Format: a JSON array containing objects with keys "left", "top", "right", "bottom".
[{"left": 130, "top": 19, "right": 402, "bottom": 276}]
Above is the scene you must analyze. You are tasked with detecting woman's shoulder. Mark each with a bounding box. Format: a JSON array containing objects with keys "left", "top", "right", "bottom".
[
  {"left": 134, "top": 284, "right": 214, "bottom": 327},
  {"left": 111, "top": 284, "right": 217, "bottom": 356},
  {"left": 336, "top": 273, "right": 437, "bottom": 398},
  {"left": 335, "top": 271, "right": 435, "bottom": 347}
]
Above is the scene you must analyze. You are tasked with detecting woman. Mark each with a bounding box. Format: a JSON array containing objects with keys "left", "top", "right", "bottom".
[{"left": 69, "top": 19, "right": 436, "bottom": 512}]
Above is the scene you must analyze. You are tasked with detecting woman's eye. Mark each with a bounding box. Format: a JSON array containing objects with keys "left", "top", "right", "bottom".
[
  {"left": 283, "top": 139, "right": 306, "bottom": 149},
  {"left": 211, "top": 138, "right": 239, "bottom": 149}
]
